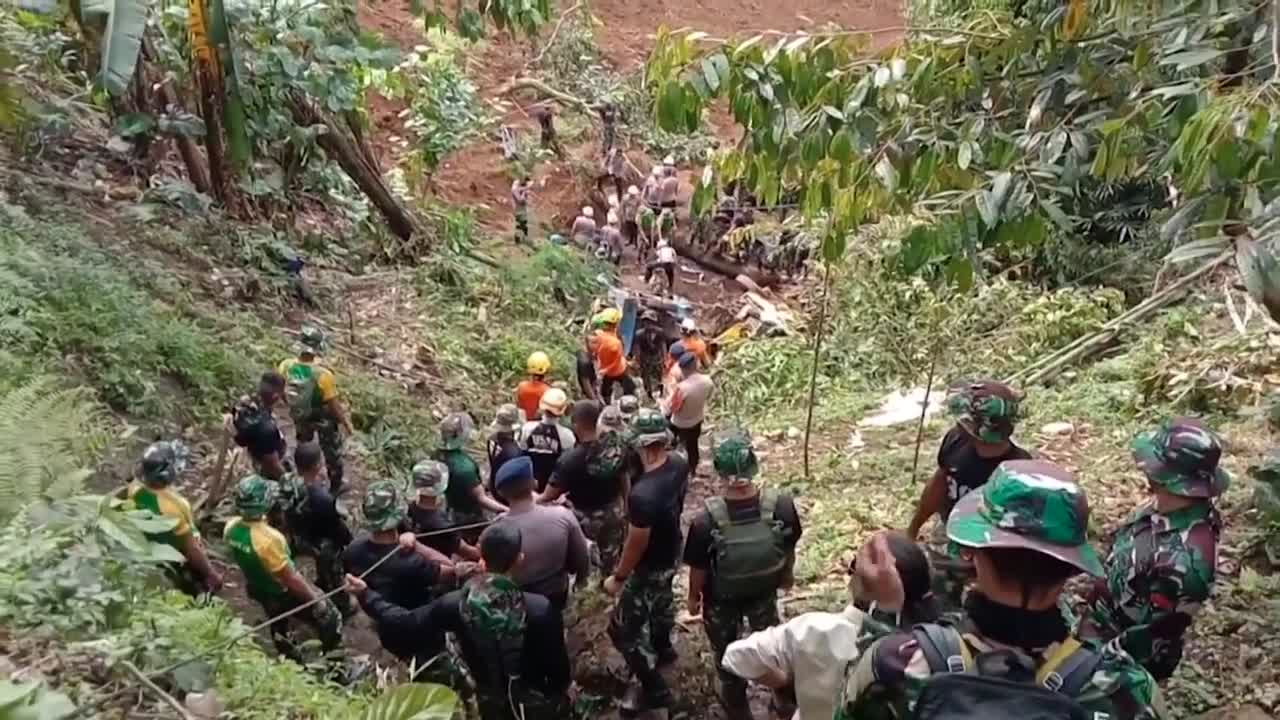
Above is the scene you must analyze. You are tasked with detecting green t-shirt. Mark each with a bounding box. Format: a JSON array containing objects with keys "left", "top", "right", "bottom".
[
  {"left": 437, "top": 448, "right": 483, "bottom": 516},
  {"left": 225, "top": 518, "right": 293, "bottom": 600}
]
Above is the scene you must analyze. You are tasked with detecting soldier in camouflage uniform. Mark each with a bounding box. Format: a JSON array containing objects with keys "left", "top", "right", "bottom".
[
  {"left": 279, "top": 326, "right": 355, "bottom": 494},
  {"left": 1078, "top": 418, "right": 1227, "bottom": 681},
  {"left": 683, "top": 431, "right": 802, "bottom": 720},
  {"left": 837, "top": 460, "right": 1165, "bottom": 720},
  {"left": 348, "top": 523, "right": 571, "bottom": 720},
  {"left": 276, "top": 442, "right": 353, "bottom": 617},
  {"left": 604, "top": 409, "right": 689, "bottom": 717},
  {"left": 226, "top": 474, "right": 342, "bottom": 663},
  {"left": 907, "top": 381, "right": 1031, "bottom": 613}
]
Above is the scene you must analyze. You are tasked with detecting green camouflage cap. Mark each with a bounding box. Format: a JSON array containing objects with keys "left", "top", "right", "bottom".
[
  {"left": 1131, "top": 417, "right": 1229, "bottom": 499},
  {"left": 948, "top": 380, "right": 1021, "bottom": 443},
  {"left": 235, "top": 474, "right": 278, "bottom": 520},
  {"left": 460, "top": 573, "right": 527, "bottom": 639},
  {"left": 617, "top": 395, "right": 640, "bottom": 419},
  {"left": 713, "top": 430, "right": 759, "bottom": 480},
  {"left": 490, "top": 404, "right": 523, "bottom": 434},
  {"left": 275, "top": 473, "right": 308, "bottom": 515},
  {"left": 297, "top": 325, "right": 326, "bottom": 354},
  {"left": 411, "top": 460, "right": 450, "bottom": 496},
  {"left": 362, "top": 480, "right": 405, "bottom": 530},
  {"left": 440, "top": 412, "right": 475, "bottom": 450},
  {"left": 630, "top": 408, "right": 672, "bottom": 448},
  {"left": 599, "top": 405, "right": 625, "bottom": 431},
  {"left": 140, "top": 441, "right": 182, "bottom": 486},
  {"left": 947, "top": 459, "right": 1103, "bottom": 577}
]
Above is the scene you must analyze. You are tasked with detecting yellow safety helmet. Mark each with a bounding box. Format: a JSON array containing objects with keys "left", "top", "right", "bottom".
[
  {"left": 599, "top": 308, "right": 622, "bottom": 326},
  {"left": 526, "top": 351, "right": 551, "bottom": 376}
]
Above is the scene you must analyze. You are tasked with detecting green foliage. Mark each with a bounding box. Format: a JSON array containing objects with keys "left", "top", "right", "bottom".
[
  {"left": 77, "top": 0, "right": 147, "bottom": 96},
  {"left": 375, "top": 30, "right": 486, "bottom": 174},
  {"left": 644, "top": 2, "right": 1280, "bottom": 285},
  {"left": 0, "top": 679, "right": 76, "bottom": 720},
  {"left": 420, "top": 0, "right": 550, "bottom": 39},
  {"left": 0, "top": 379, "right": 105, "bottom": 519},
  {"left": 353, "top": 683, "right": 457, "bottom": 720},
  {"left": 0, "top": 221, "right": 265, "bottom": 419}
]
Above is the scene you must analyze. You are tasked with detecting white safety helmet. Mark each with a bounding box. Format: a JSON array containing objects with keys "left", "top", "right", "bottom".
[
  {"left": 608, "top": 193, "right": 619, "bottom": 208},
  {"left": 582, "top": 206, "right": 594, "bottom": 218},
  {"left": 651, "top": 166, "right": 663, "bottom": 177},
  {"left": 681, "top": 317, "right": 697, "bottom": 333},
  {"left": 657, "top": 239, "right": 670, "bottom": 249},
  {"left": 607, "top": 210, "right": 619, "bottom": 225},
  {"left": 663, "top": 155, "right": 675, "bottom": 166},
  {"left": 627, "top": 185, "right": 640, "bottom": 196}
]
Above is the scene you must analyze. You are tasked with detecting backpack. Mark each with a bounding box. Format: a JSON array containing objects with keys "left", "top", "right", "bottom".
[
  {"left": 587, "top": 431, "right": 627, "bottom": 482},
  {"left": 524, "top": 422, "right": 565, "bottom": 483},
  {"left": 907, "top": 623, "right": 1103, "bottom": 720},
  {"left": 232, "top": 401, "right": 277, "bottom": 450},
  {"left": 282, "top": 362, "right": 327, "bottom": 425},
  {"left": 705, "top": 489, "right": 788, "bottom": 600}
]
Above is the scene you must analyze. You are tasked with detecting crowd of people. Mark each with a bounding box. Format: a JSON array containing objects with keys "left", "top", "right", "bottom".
[{"left": 124, "top": 314, "right": 1230, "bottom": 720}]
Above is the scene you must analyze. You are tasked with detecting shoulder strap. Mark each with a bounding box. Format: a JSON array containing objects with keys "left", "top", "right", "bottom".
[
  {"left": 705, "top": 496, "right": 730, "bottom": 527},
  {"left": 913, "top": 623, "right": 970, "bottom": 674},
  {"left": 1036, "top": 637, "right": 1102, "bottom": 695},
  {"left": 759, "top": 488, "right": 779, "bottom": 523}
]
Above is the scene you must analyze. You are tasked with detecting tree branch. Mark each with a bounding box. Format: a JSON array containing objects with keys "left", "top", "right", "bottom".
[
  {"left": 528, "top": 1, "right": 585, "bottom": 68},
  {"left": 121, "top": 661, "right": 198, "bottom": 720},
  {"left": 497, "top": 77, "right": 594, "bottom": 113}
]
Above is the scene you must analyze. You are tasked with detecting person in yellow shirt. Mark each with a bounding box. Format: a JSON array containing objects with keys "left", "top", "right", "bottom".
[
  {"left": 279, "top": 326, "right": 354, "bottom": 493},
  {"left": 127, "top": 441, "right": 222, "bottom": 594},
  {"left": 225, "top": 474, "right": 342, "bottom": 662}
]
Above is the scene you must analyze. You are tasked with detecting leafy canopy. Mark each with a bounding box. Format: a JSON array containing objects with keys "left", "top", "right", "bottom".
[{"left": 645, "top": 1, "right": 1280, "bottom": 284}]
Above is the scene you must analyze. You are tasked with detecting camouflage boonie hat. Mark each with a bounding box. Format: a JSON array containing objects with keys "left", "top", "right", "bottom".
[
  {"left": 298, "top": 325, "right": 326, "bottom": 354},
  {"left": 617, "top": 395, "right": 640, "bottom": 419},
  {"left": 1131, "top": 417, "right": 1229, "bottom": 499},
  {"left": 362, "top": 480, "right": 405, "bottom": 531},
  {"left": 440, "top": 412, "right": 475, "bottom": 451},
  {"left": 235, "top": 474, "right": 278, "bottom": 520},
  {"left": 490, "top": 404, "right": 523, "bottom": 434},
  {"left": 140, "top": 441, "right": 183, "bottom": 485},
  {"left": 275, "top": 473, "right": 308, "bottom": 514},
  {"left": 411, "top": 460, "right": 450, "bottom": 497},
  {"left": 947, "top": 459, "right": 1103, "bottom": 577},
  {"left": 460, "top": 573, "right": 527, "bottom": 641},
  {"left": 631, "top": 408, "right": 672, "bottom": 448},
  {"left": 713, "top": 431, "right": 759, "bottom": 479},
  {"left": 599, "top": 405, "right": 625, "bottom": 431},
  {"left": 948, "top": 380, "right": 1021, "bottom": 443}
]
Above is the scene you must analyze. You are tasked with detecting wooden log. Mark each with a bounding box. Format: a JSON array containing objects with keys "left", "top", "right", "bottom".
[
  {"left": 670, "top": 236, "right": 779, "bottom": 288},
  {"left": 287, "top": 93, "right": 418, "bottom": 242}
]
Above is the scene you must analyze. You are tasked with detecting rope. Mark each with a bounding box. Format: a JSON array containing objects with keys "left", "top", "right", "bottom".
[{"left": 73, "top": 519, "right": 495, "bottom": 718}]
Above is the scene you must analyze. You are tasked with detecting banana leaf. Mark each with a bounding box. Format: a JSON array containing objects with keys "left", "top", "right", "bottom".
[
  {"left": 353, "top": 684, "right": 458, "bottom": 720},
  {"left": 207, "top": 0, "right": 250, "bottom": 171},
  {"left": 1236, "top": 236, "right": 1280, "bottom": 324},
  {"left": 80, "top": 0, "right": 148, "bottom": 96}
]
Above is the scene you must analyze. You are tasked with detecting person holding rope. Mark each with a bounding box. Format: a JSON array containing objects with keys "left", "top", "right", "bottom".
[
  {"left": 225, "top": 474, "right": 342, "bottom": 663},
  {"left": 276, "top": 442, "right": 353, "bottom": 617},
  {"left": 126, "top": 441, "right": 222, "bottom": 595},
  {"left": 346, "top": 522, "right": 573, "bottom": 720},
  {"left": 406, "top": 460, "right": 482, "bottom": 562},
  {"left": 495, "top": 456, "right": 590, "bottom": 613},
  {"left": 437, "top": 412, "right": 508, "bottom": 543}
]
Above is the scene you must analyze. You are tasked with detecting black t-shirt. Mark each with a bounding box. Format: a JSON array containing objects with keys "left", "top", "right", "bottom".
[
  {"left": 343, "top": 536, "right": 440, "bottom": 611},
  {"left": 406, "top": 504, "right": 462, "bottom": 558},
  {"left": 487, "top": 436, "right": 524, "bottom": 494},
  {"left": 937, "top": 425, "right": 1031, "bottom": 517},
  {"left": 551, "top": 440, "right": 625, "bottom": 512},
  {"left": 289, "top": 484, "right": 352, "bottom": 547},
  {"left": 627, "top": 453, "right": 690, "bottom": 571},
  {"left": 234, "top": 404, "right": 286, "bottom": 461}
]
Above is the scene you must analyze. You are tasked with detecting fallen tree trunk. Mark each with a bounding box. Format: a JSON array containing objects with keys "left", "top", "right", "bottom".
[
  {"left": 287, "top": 92, "right": 417, "bottom": 241},
  {"left": 497, "top": 77, "right": 594, "bottom": 113},
  {"left": 671, "top": 236, "right": 779, "bottom": 288},
  {"left": 144, "top": 38, "right": 211, "bottom": 195}
]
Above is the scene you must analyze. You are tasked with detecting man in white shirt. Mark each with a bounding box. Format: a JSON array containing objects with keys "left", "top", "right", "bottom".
[
  {"left": 520, "top": 388, "right": 577, "bottom": 493},
  {"left": 666, "top": 353, "right": 713, "bottom": 474},
  {"left": 572, "top": 206, "right": 597, "bottom": 247},
  {"left": 646, "top": 239, "right": 679, "bottom": 292}
]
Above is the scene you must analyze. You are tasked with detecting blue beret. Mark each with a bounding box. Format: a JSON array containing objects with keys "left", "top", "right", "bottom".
[
  {"left": 678, "top": 352, "right": 698, "bottom": 370},
  {"left": 668, "top": 341, "right": 687, "bottom": 358},
  {"left": 494, "top": 455, "right": 534, "bottom": 491}
]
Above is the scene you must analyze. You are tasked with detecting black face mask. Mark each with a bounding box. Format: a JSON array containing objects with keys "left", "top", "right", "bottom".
[{"left": 964, "top": 591, "right": 1069, "bottom": 653}]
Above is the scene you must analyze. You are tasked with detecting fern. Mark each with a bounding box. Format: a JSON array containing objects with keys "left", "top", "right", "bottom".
[{"left": 0, "top": 378, "right": 103, "bottom": 520}]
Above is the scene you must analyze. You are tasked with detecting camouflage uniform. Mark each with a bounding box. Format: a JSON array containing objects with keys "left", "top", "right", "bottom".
[
  {"left": 705, "top": 595, "right": 781, "bottom": 710},
  {"left": 258, "top": 592, "right": 344, "bottom": 663},
  {"left": 277, "top": 473, "right": 352, "bottom": 617},
  {"left": 838, "top": 460, "right": 1165, "bottom": 720},
  {"left": 462, "top": 574, "right": 571, "bottom": 720},
  {"left": 608, "top": 568, "right": 677, "bottom": 689},
  {"left": 1079, "top": 418, "right": 1227, "bottom": 681},
  {"left": 578, "top": 503, "right": 626, "bottom": 573}
]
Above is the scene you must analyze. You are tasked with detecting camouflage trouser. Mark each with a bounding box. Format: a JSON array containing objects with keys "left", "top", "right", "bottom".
[
  {"left": 609, "top": 568, "right": 676, "bottom": 688},
  {"left": 1078, "top": 603, "right": 1187, "bottom": 681},
  {"left": 705, "top": 594, "right": 784, "bottom": 712},
  {"left": 298, "top": 418, "right": 344, "bottom": 494},
  {"left": 515, "top": 208, "right": 529, "bottom": 243},
  {"left": 475, "top": 684, "right": 571, "bottom": 720},
  {"left": 638, "top": 356, "right": 663, "bottom": 401},
  {"left": 255, "top": 592, "right": 343, "bottom": 663},
  {"left": 926, "top": 523, "right": 973, "bottom": 615},
  {"left": 296, "top": 536, "right": 352, "bottom": 617},
  {"left": 577, "top": 503, "right": 625, "bottom": 575}
]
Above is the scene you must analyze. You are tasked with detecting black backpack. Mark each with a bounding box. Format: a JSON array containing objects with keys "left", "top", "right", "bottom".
[
  {"left": 908, "top": 624, "right": 1102, "bottom": 720},
  {"left": 232, "top": 401, "right": 277, "bottom": 450},
  {"left": 524, "top": 422, "right": 565, "bottom": 484}
]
